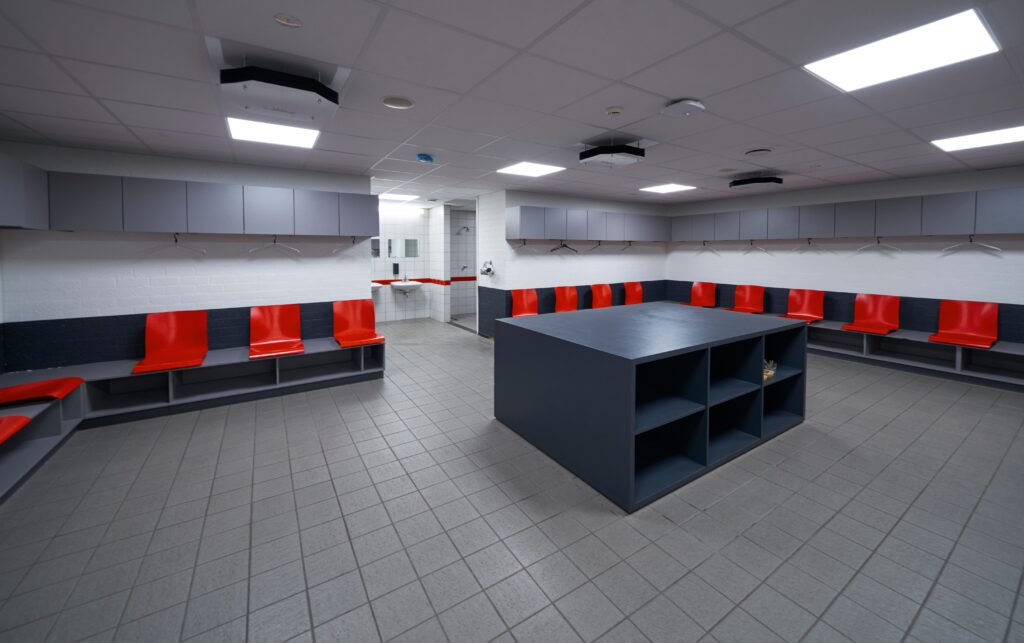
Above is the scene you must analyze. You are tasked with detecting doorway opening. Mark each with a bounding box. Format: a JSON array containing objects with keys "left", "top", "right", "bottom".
[{"left": 449, "top": 208, "right": 476, "bottom": 332}]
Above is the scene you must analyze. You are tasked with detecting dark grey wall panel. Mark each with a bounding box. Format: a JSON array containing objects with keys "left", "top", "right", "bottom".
[
  {"left": 767, "top": 206, "right": 798, "bottom": 239},
  {"left": 671, "top": 216, "right": 691, "bottom": 241},
  {"left": 875, "top": 197, "right": 921, "bottom": 237},
  {"left": 739, "top": 209, "right": 767, "bottom": 240},
  {"left": 244, "top": 186, "right": 294, "bottom": 235},
  {"left": 799, "top": 203, "right": 835, "bottom": 238},
  {"left": 692, "top": 213, "right": 715, "bottom": 240},
  {"left": 587, "top": 210, "right": 606, "bottom": 240},
  {"left": 566, "top": 209, "right": 587, "bottom": 240},
  {"left": 339, "top": 193, "right": 378, "bottom": 236},
  {"left": 976, "top": 187, "right": 1024, "bottom": 234},
  {"left": 606, "top": 212, "right": 625, "bottom": 241},
  {"left": 544, "top": 207, "right": 567, "bottom": 239},
  {"left": 123, "top": 177, "right": 186, "bottom": 233},
  {"left": 922, "top": 192, "right": 975, "bottom": 236},
  {"left": 835, "top": 201, "right": 875, "bottom": 237},
  {"left": 49, "top": 172, "right": 123, "bottom": 232},
  {"left": 294, "top": 189, "right": 340, "bottom": 236},
  {"left": 714, "top": 211, "right": 740, "bottom": 241},
  {"left": 187, "top": 182, "right": 243, "bottom": 234}
]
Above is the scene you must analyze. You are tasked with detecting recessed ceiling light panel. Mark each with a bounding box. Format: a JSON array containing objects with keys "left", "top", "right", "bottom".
[
  {"left": 226, "top": 117, "right": 319, "bottom": 148},
  {"left": 640, "top": 183, "right": 697, "bottom": 194},
  {"left": 379, "top": 193, "right": 418, "bottom": 201},
  {"left": 496, "top": 162, "right": 565, "bottom": 177},
  {"left": 804, "top": 9, "right": 999, "bottom": 92},
  {"left": 932, "top": 124, "right": 1024, "bottom": 152}
]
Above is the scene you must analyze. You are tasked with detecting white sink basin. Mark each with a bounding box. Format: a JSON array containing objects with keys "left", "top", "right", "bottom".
[
  {"left": 391, "top": 280, "right": 422, "bottom": 293},
  {"left": 371, "top": 282, "right": 383, "bottom": 291}
]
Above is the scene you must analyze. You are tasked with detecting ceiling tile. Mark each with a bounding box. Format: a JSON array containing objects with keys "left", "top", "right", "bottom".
[
  {"left": 787, "top": 115, "right": 901, "bottom": 147},
  {"left": 473, "top": 137, "right": 560, "bottom": 162},
  {"left": 746, "top": 95, "right": 872, "bottom": 135},
  {"left": 387, "top": 144, "right": 474, "bottom": 167},
  {"left": 0, "top": 14, "right": 37, "bottom": 49},
  {"left": 317, "top": 132, "right": 399, "bottom": 157},
  {"left": 884, "top": 85, "right": 1024, "bottom": 130},
  {"left": 132, "top": 128, "right": 234, "bottom": 159},
  {"left": 531, "top": 0, "right": 718, "bottom": 79},
  {"left": 817, "top": 130, "right": 922, "bottom": 156},
  {"left": 421, "top": 165, "right": 491, "bottom": 180},
  {"left": 305, "top": 149, "right": 379, "bottom": 172},
  {"left": 358, "top": 11, "right": 515, "bottom": 93},
  {"left": 853, "top": 56, "right": 1018, "bottom": 113},
  {"left": 845, "top": 143, "right": 937, "bottom": 164},
  {"left": 196, "top": 0, "right": 379, "bottom": 67},
  {"left": 510, "top": 115, "right": 605, "bottom": 147},
  {"left": 623, "top": 112, "right": 730, "bottom": 144},
  {"left": 704, "top": 69, "right": 837, "bottom": 121},
  {"left": 673, "top": 123, "right": 787, "bottom": 156},
  {"left": 910, "top": 107, "right": 1024, "bottom": 141},
  {"left": 5, "top": 112, "right": 140, "bottom": 145},
  {"left": 681, "top": 0, "right": 789, "bottom": 26},
  {"left": 408, "top": 125, "right": 498, "bottom": 153},
  {"left": 340, "top": 71, "right": 460, "bottom": 124},
  {"left": 0, "top": 48, "right": 84, "bottom": 93},
  {"left": 751, "top": 148, "right": 837, "bottom": 170},
  {"left": 627, "top": 33, "right": 788, "bottom": 100},
  {"left": 372, "top": 157, "right": 434, "bottom": 174},
  {"left": 103, "top": 101, "right": 228, "bottom": 137},
  {"left": 390, "top": 0, "right": 586, "bottom": 48},
  {"left": 61, "top": 60, "right": 221, "bottom": 114},
  {"left": 801, "top": 165, "right": 891, "bottom": 183},
  {"left": 472, "top": 54, "right": 609, "bottom": 113},
  {"left": 233, "top": 140, "right": 310, "bottom": 166},
  {"left": 0, "top": 113, "right": 48, "bottom": 143},
  {"left": 326, "top": 108, "right": 421, "bottom": 141},
  {"left": 431, "top": 97, "right": 543, "bottom": 137},
  {"left": 5, "top": 0, "right": 211, "bottom": 80},
  {"left": 556, "top": 84, "right": 666, "bottom": 128},
  {"left": 0, "top": 85, "right": 114, "bottom": 122},
  {"left": 64, "top": 0, "right": 194, "bottom": 28}
]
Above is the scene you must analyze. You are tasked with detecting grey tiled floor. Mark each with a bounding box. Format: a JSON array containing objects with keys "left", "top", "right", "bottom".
[{"left": 1, "top": 318, "right": 1022, "bottom": 642}]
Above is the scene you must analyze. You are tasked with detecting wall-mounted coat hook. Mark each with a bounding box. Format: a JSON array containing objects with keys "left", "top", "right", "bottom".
[
  {"left": 854, "top": 237, "right": 901, "bottom": 254},
  {"left": 249, "top": 235, "right": 300, "bottom": 254},
  {"left": 550, "top": 240, "right": 578, "bottom": 253},
  {"left": 941, "top": 234, "right": 1001, "bottom": 253}
]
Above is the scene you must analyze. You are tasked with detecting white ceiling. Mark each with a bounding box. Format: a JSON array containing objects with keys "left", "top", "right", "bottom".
[{"left": 0, "top": 0, "right": 1022, "bottom": 207}]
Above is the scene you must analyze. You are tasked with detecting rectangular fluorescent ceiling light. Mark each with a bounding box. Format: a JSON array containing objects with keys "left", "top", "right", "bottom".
[
  {"left": 803, "top": 9, "right": 999, "bottom": 92},
  {"left": 227, "top": 117, "right": 319, "bottom": 148},
  {"left": 379, "top": 193, "right": 418, "bottom": 201},
  {"left": 496, "top": 162, "right": 565, "bottom": 177},
  {"left": 932, "top": 124, "right": 1024, "bottom": 152},
  {"left": 640, "top": 183, "right": 696, "bottom": 194}
]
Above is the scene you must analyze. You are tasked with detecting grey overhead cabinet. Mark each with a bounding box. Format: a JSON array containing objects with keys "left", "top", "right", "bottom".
[
  {"left": 566, "top": 209, "right": 587, "bottom": 240},
  {"left": 875, "top": 197, "right": 922, "bottom": 236},
  {"left": 671, "top": 215, "right": 691, "bottom": 241},
  {"left": 339, "top": 193, "right": 379, "bottom": 237},
  {"left": 505, "top": 205, "right": 545, "bottom": 240},
  {"left": 767, "top": 206, "right": 798, "bottom": 239},
  {"left": 587, "top": 210, "right": 606, "bottom": 240},
  {"left": 835, "top": 201, "right": 875, "bottom": 237},
  {"left": 798, "top": 204, "right": 835, "bottom": 238},
  {"left": 294, "top": 189, "right": 340, "bottom": 236},
  {"left": 605, "top": 212, "right": 625, "bottom": 241},
  {"left": 922, "top": 192, "right": 975, "bottom": 235},
  {"left": 244, "top": 186, "right": 294, "bottom": 235},
  {"left": 187, "top": 182, "right": 243, "bottom": 234},
  {"left": 975, "top": 187, "right": 1024, "bottom": 234},
  {"left": 49, "top": 172, "right": 123, "bottom": 232},
  {"left": 123, "top": 178, "right": 186, "bottom": 233},
  {"left": 739, "top": 209, "right": 767, "bottom": 240},
  {"left": 0, "top": 156, "right": 48, "bottom": 229},
  {"left": 543, "top": 207, "right": 567, "bottom": 239},
  {"left": 714, "top": 211, "right": 739, "bottom": 241},
  {"left": 691, "top": 213, "right": 715, "bottom": 241},
  {"left": 625, "top": 213, "right": 663, "bottom": 241}
]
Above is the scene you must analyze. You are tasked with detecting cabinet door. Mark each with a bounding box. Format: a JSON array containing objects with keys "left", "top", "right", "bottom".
[
  {"left": 605, "top": 212, "right": 625, "bottom": 241},
  {"left": 244, "top": 186, "right": 294, "bottom": 235},
  {"left": 975, "top": 188, "right": 1024, "bottom": 234},
  {"left": 739, "top": 209, "right": 767, "bottom": 240},
  {"left": 187, "top": 182, "right": 243, "bottom": 234},
  {"left": 339, "top": 193, "right": 379, "bottom": 236},
  {"left": 875, "top": 197, "right": 921, "bottom": 236},
  {"left": 0, "top": 157, "right": 47, "bottom": 229},
  {"left": 767, "top": 206, "right": 798, "bottom": 239},
  {"left": 798, "top": 203, "right": 835, "bottom": 238},
  {"left": 650, "top": 215, "right": 670, "bottom": 241},
  {"left": 566, "top": 209, "right": 588, "bottom": 239},
  {"left": 691, "top": 213, "right": 715, "bottom": 240},
  {"left": 922, "top": 192, "right": 975, "bottom": 235},
  {"left": 624, "top": 213, "right": 647, "bottom": 241},
  {"left": 714, "top": 211, "right": 740, "bottom": 240},
  {"left": 834, "top": 201, "right": 875, "bottom": 237},
  {"left": 671, "top": 216, "right": 691, "bottom": 241},
  {"left": 587, "top": 210, "right": 606, "bottom": 240},
  {"left": 295, "top": 189, "right": 340, "bottom": 236},
  {"left": 544, "top": 207, "right": 567, "bottom": 239},
  {"left": 123, "top": 177, "right": 186, "bottom": 233},
  {"left": 49, "top": 172, "right": 123, "bottom": 232}
]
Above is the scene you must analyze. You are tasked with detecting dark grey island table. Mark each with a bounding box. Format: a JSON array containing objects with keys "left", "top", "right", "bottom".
[{"left": 495, "top": 302, "right": 807, "bottom": 512}]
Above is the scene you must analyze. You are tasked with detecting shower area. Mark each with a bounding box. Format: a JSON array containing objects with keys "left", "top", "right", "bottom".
[{"left": 449, "top": 209, "right": 476, "bottom": 332}]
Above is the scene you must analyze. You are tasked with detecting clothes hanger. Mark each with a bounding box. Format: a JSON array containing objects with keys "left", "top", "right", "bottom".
[
  {"left": 941, "top": 234, "right": 1001, "bottom": 253},
  {"left": 147, "top": 232, "right": 206, "bottom": 256},
  {"left": 586, "top": 240, "right": 603, "bottom": 252},
  {"left": 620, "top": 241, "right": 633, "bottom": 252},
  {"left": 695, "top": 240, "right": 719, "bottom": 255},
  {"left": 791, "top": 237, "right": 834, "bottom": 253},
  {"left": 332, "top": 237, "right": 358, "bottom": 254},
  {"left": 742, "top": 239, "right": 770, "bottom": 255},
  {"left": 550, "top": 240, "right": 578, "bottom": 253},
  {"left": 854, "top": 236, "right": 901, "bottom": 253},
  {"left": 248, "top": 235, "right": 300, "bottom": 254}
]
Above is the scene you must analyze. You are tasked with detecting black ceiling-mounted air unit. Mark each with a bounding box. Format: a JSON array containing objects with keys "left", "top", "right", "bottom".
[{"left": 729, "top": 176, "right": 783, "bottom": 188}]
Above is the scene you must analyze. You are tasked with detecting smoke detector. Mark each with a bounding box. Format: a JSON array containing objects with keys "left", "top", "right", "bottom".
[{"left": 661, "top": 98, "right": 706, "bottom": 117}]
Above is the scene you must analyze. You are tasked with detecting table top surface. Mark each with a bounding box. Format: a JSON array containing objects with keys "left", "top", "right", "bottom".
[{"left": 496, "top": 302, "right": 805, "bottom": 361}]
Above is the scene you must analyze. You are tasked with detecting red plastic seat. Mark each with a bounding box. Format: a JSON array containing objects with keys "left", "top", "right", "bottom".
[
  {"left": 250, "top": 304, "right": 304, "bottom": 359},
  {"left": 779, "top": 289, "right": 825, "bottom": 323},
  {"left": 132, "top": 310, "right": 208, "bottom": 374},
  {"left": 0, "top": 377, "right": 84, "bottom": 406},
  {"left": 0, "top": 416, "right": 31, "bottom": 446},
  {"left": 511, "top": 289, "right": 538, "bottom": 317},
  {"left": 686, "top": 282, "right": 716, "bottom": 307},
  {"left": 333, "top": 300, "right": 385, "bottom": 348},
  {"left": 929, "top": 300, "right": 998, "bottom": 349},
  {"left": 591, "top": 284, "right": 612, "bottom": 309},
  {"left": 555, "top": 286, "right": 578, "bottom": 313},
  {"left": 842, "top": 294, "right": 900, "bottom": 335},
  {"left": 726, "top": 285, "right": 765, "bottom": 314},
  {"left": 624, "top": 282, "right": 643, "bottom": 305}
]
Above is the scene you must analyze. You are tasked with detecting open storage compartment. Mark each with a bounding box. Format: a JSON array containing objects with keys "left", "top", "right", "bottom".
[
  {"left": 87, "top": 373, "right": 169, "bottom": 413},
  {"left": 709, "top": 336, "right": 762, "bottom": 405},
  {"left": 708, "top": 389, "right": 760, "bottom": 464},
  {"left": 634, "top": 349, "right": 707, "bottom": 434},
  {"left": 764, "top": 373, "right": 805, "bottom": 437},
  {"left": 363, "top": 344, "right": 385, "bottom": 371},
  {"left": 808, "top": 326, "right": 864, "bottom": 355},
  {"left": 633, "top": 411, "right": 706, "bottom": 505},
  {"left": 279, "top": 349, "right": 362, "bottom": 385},
  {"left": 962, "top": 345, "right": 1024, "bottom": 382},
  {"left": 866, "top": 334, "right": 956, "bottom": 370},
  {"left": 764, "top": 326, "right": 806, "bottom": 386},
  {"left": 172, "top": 360, "right": 276, "bottom": 401}
]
